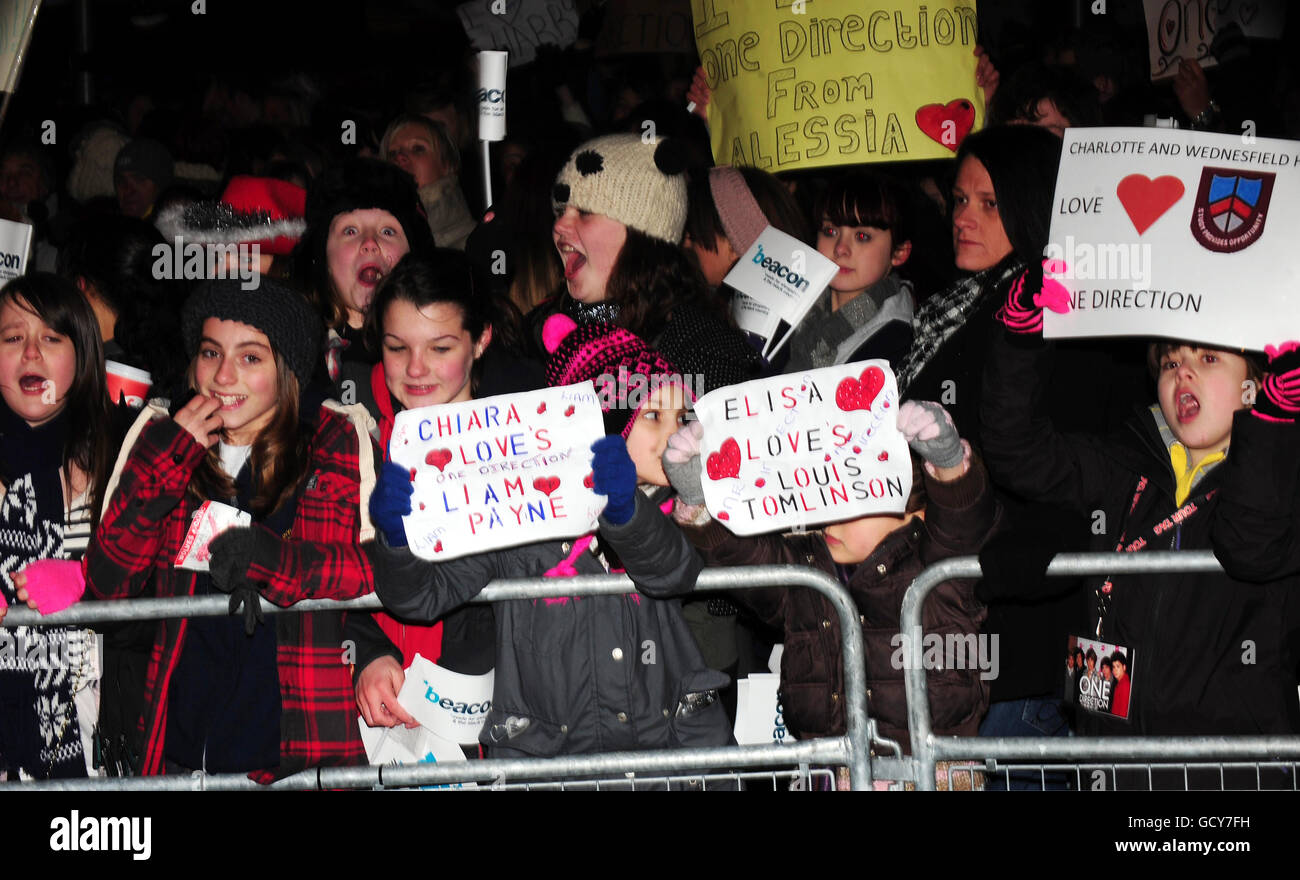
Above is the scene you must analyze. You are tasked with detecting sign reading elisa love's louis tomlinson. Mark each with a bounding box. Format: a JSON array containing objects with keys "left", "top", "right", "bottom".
[
  {"left": 389, "top": 384, "right": 607, "bottom": 560},
  {"left": 1043, "top": 127, "right": 1300, "bottom": 352},
  {"left": 694, "top": 361, "right": 911, "bottom": 535}
]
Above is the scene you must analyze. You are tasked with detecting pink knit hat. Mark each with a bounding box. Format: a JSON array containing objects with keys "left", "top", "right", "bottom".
[{"left": 709, "top": 165, "right": 768, "bottom": 255}]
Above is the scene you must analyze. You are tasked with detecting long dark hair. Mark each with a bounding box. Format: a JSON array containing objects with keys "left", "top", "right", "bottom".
[
  {"left": 954, "top": 125, "right": 1062, "bottom": 265},
  {"left": 185, "top": 349, "right": 308, "bottom": 518},
  {"left": 364, "top": 251, "right": 503, "bottom": 396},
  {"left": 0, "top": 274, "right": 113, "bottom": 524},
  {"left": 604, "top": 229, "right": 710, "bottom": 341}
]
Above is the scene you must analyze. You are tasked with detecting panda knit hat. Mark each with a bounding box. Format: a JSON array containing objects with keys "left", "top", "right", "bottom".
[{"left": 552, "top": 134, "right": 690, "bottom": 244}]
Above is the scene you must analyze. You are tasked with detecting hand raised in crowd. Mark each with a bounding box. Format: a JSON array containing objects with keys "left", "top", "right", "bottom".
[
  {"left": 174, "top": 394, "right": 223, "bottom": 449},
  {"left": 897, "top": 400, "right": 969, "bottom": 480},
  {"left": 8, "top": 560, "right": 86, "bottom": 616},
  {"left": 1254, "top": 341, "right": 1300, "bottom": 423},
  {"left": 371, "top": 461, "right": 415, "bottom": 548},
  {"left": 687, "top": 65, "right": 711, "bottom": 120},
  {"left": 1173, "top": 55, "right": 1213, "bottom": 121},
  {"left": 662, "top": 419, "right": 705, "bottom": 505},
  {"left": 997, "top": 261, "right": 1072, "bottom": 335},
  {"left": 356, "top": 656, "right": 419, "bottom": 729},
  {"left": 974, "top": 44, "right": 1000, "bottom": 104}
]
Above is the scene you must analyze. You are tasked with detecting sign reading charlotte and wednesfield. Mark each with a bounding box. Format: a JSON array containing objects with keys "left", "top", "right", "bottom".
[
  {"left": 390, "top": 384, "right": 606, "bottom": 560},
  {"left": 694, "top": 361, "right": 911, "bottom": 535}
]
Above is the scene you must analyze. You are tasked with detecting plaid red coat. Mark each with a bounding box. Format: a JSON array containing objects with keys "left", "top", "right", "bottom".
[{"left": 85, "top": 401, "right": 378, "bottom": 780}]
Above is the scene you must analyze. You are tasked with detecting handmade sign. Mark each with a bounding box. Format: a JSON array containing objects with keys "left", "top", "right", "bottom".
[
  {"left": 1217, "top": 0, "right": 1286, "bottom": 40},
  {"left": 1042, "top": 127, "right": 1300, "bottom": 351},
  {"left": 389, "top": 384, "right": 606, "bottom": 560},
  {"left": 692, "top": 0, "right": 984, "bottom": 170},
  {"left": 1142, "top": 0, "right": 1218, "bottom": 80},
  {"left": 694, "top": 361, "right": 911, "bottom": 535},
  {"left": 0, "top": 217, "right": 32, "bottom": 284},
  {"left": 457, "top": 0, "right": 579, "bottom": 67},
  {"left": 726, "top": 225, "right": 838, "bottom": 359}
]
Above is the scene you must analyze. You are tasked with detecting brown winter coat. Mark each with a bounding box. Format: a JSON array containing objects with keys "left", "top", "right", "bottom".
[{"left": 688, "top": 458, "right": 998, "bottom": 752}]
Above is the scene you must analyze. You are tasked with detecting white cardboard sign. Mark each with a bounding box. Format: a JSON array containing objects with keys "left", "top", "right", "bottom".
[
  {"left": 694, "top": 361, "right": 911, "bottom": 536},
  {"left": 396, "top": 653, "right": 494, "bottom": 746},
  {"left": 456, "top": 0, "right": 579, "bottom": 67},
  {"left": 733, "top": 673, "right": 797, "bottom": 746},
  {"left": 390, "top": 384, "right": 607, "bottom": 560},
  {"left": 0, "top": 217, "right": 32, "bottom": 284},
  {"left": 1143, "top": 0, "right": 1218, "bottom": 81},
  {"left": 1043, "top": 127, "right": 1300, "bottom": 352},
  {"left": 726, "top": 225, "right": 837, "bottom": 360}
]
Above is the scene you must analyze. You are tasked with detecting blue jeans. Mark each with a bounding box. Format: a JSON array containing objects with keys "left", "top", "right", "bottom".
[{"left": 979, "top": 696, "right": 1072, "bottom": 790}]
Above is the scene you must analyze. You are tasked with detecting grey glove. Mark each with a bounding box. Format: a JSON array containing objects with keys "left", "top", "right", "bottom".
[
  {"left": 662, "top": 420, "right": 706, "bottom": 505},
  {"left": 896, "top": 400, "right": 964, "bottom": 469}
]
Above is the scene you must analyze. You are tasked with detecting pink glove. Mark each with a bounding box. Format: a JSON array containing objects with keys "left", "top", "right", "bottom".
[{"left": 13, "top": 559, "right": 86, "bottom": 615}]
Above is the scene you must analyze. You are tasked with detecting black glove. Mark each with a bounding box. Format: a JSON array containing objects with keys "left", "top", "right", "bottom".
[{"left": 207, "top": 527, "right": 265, "bottom": 635}]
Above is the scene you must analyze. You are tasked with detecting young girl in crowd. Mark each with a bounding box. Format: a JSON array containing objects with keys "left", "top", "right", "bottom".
[
  {"left": 85, "top": 278, "right": 376, "bottom": 778},
  {"left": 367, "top": 316, "right": 732, "bottom": 758},
  {"left": 783, "top": 171, "right": 915, "bottom": 373},
  {"left": 533, "top": 133, "right": 760, "bottom": 395},
  {"left": 344, "top": 253, "right": 499, "bottom": 732},
  {"left": 981, "top": 275, "right": 1299, "bottom": 737},
  {"left": 662, "top": 400, "right": 996, "bottom": 753},
  {"left": 0, "top": 274, "right": 115, "bottom": 779}
]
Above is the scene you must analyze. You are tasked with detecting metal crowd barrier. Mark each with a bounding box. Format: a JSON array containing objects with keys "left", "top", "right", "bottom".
[
  {"left": 900, "top": 550, "right": 1300, "bottom": 791},
  {"left": 1, "top": 566, "right": 873, "bottom": 791}
]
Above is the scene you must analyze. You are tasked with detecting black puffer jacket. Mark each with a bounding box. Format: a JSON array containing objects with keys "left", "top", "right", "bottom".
[
  {"left": 688, "top": 459, "right": 998, "bottom": 751},
  {"left": 982, "top": 331, "right": 1300, "bottom": 736}
]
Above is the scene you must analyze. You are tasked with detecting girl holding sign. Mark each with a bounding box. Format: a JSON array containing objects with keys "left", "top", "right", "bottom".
[
  {"left": 345, "top": 253, "right": 500, "bottom": 732},
  {"left": 0, "top": 274, "right": 117, "bottom": 779},
  {"left": 367, "top": 317, "right": 732, "bottom": 759},
  {"left": 85, "top": 278, "right": 376, "bottom": 779}
]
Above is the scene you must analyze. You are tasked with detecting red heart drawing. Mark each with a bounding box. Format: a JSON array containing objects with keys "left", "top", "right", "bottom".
[
  {"left": 824, "top": 454, "right": 831, "bottom": 461},
  {"left": 434, "top": 540, "right": 443, "bottom": 553},
  {"left": 425, "top": 448, "right": 453, "bottom": 472},
  {"left": 852, "top": 445, "right": 861, "bottom": 453},
  {"left": 836, "top": 367, "right": 886, "bottom": 412},
  {"left": 1116, "top": 174, "right": 1185, "bottom": 235},
  {"left": 583, "top": 473, "right": 593, "bottom": 488},
  {"left": 533, "top": 476, "right": 561, "bottom": 496},
  {"left": 755, "top": 478, "right": 766, "bottom": 488},
  {"left": 717, "top": 511, "right": 730, "bottom": 521},
  {"left": 915, "top": 99, "right": 975, "bottom": 152},
  {"left": 419, "top": 502, "right": 426, "bottom": 511},
  {"left": 564, "top": 405, "right": 575, "bottom": 417},
  {"left": 408, "top": 467, "right": 417, "bottom": 481},
  {"left": 878, "top": 451, "right": 889, "bottom": 462},
  {"left": 706, "top": 438, "right": 741, "bottom": 480},
  {"left": 537, "top": 402, "right": 546, "bottom": 414}
]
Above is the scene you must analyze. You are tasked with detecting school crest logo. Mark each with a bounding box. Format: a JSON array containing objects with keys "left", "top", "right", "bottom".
[{"left": 1189, "top": 166, "right": 1275, "bottom": 253}]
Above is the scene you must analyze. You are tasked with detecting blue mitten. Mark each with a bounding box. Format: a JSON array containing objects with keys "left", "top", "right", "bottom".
[
  {"left": 371, "top": 461, "right": 415, "bottom": 547},
  {"left": 591, "top": 436, "right": 638, "bottom": 525}
]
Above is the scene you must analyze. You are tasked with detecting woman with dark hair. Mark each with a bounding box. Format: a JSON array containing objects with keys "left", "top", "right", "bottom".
[
  {"left": 293, "top": 158, "right": 436, "bottom": 386},
  {"left": 343, "top": 252, "right": 497, "bottom": 733},
  {"left": 84, "top": 278, "right": 377, "bottom": 779},
  {"left": 56, "top": 215, "right": 188, "bottom": 396},
  {"left": 896, "top": 124, "right": 1063, "bottom": 436},
  {"left": 533, "top": 133, "right": 760, "bottom": 396},
  {"left": 0, "top": 273, "right": 115, "bottom": 779}
]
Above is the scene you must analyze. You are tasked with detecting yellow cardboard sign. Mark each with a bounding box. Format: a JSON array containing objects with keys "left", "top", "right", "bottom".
[{"left": 693, "top": 0, "right": 984, "bottom": 170}]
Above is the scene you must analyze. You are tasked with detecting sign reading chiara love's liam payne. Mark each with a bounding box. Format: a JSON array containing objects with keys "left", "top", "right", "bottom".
[
  {"left": 1042, "top": 127, "right": 1300, "bottom": 352},
  {"left": 389, "top": 384, "right": 606, "bottom": 560},
  {"left": 694, "top": 362, "right": 911, "bottom": 535}
]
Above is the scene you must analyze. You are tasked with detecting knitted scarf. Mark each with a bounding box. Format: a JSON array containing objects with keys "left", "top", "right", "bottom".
[
  {"left": 787, "top": 274, "right": 910, "bottom": 371},
  {"left": 896, "top": 257, "right": 1024, "bottom": 394},
  {"left": 0, "top": 404, "right": 90, "bottom": 779}
]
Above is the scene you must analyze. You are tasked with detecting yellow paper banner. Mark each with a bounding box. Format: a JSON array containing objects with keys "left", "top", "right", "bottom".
[{"left": 693, "top": 0, "right": 984, "bottom": 170}]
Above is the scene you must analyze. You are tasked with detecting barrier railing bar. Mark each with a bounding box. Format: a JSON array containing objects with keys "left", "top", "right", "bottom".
[
  {"left": 899, "top": 550, "right": 1297, "bottom": 790},
  {"left": 2, "top": 566, "right": 873, "bottom": 790}
]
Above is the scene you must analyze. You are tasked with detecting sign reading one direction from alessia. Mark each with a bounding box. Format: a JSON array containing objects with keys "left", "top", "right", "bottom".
[
  {"left": 390, "top": 384, "right": 607, "bottom": 560},
  {"left": 726, "top": 225, "right": 838, "bottom": 359},
  {"left": 1043, "top": 127, "right": 1300, "bottom": 352},
  {"left": 692, "top": 0, "right": 984, "bottom": 171},
  {"left": 694, "top": 361, "right": 911, "bottom": 535}
]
